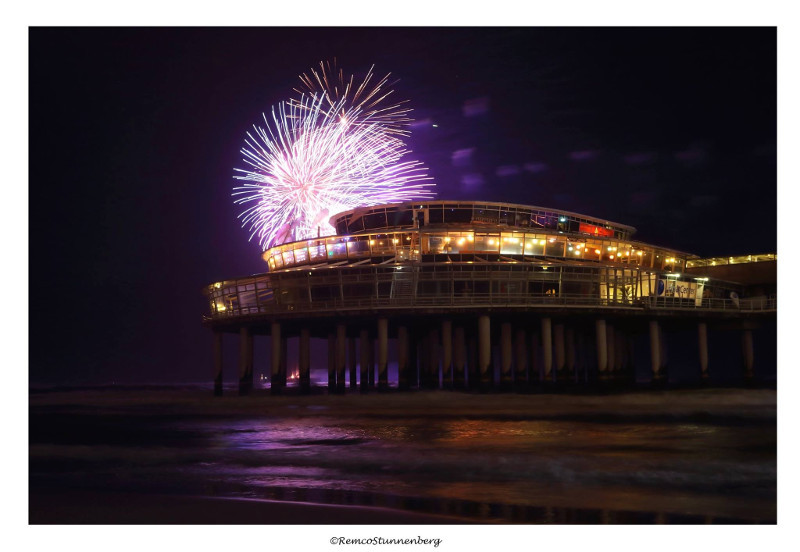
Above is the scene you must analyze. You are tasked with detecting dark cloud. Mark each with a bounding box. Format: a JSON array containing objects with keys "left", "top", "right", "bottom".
[
  {"left": 462, "top": 97, "right": 490, "bottom": 117},
  {"left": 451, "top": 147, "right": 476, "bottom": 167},
  {"left": 523, "top": 162, "right": 549, "bottom": 174},
  {"left": 460, "top": 173, "right": 485, "bottom": 191},
  {"left": 495, "top": 165, "right": 521, "bottom": 177}
]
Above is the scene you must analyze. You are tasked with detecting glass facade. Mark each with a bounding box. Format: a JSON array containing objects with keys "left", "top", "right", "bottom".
[
  {"left": 332, "top": 201, "right": 634, "bottom": 240},
  {"left": 211, "top": 200, "right": 771, "bottom": 320},
  {"left": 263, "top": 228, "right": 692, "bottom": 274},
  {"left": 209, "top": 259, "right": 754, "bottom": 319}
]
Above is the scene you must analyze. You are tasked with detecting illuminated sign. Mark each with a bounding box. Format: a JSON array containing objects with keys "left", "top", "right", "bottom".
[
  {"left": 657, "top": 279, "right": 702, "bottom": 304},
  {"left": 579, "top": 223, "right": 614, "bottom": 237}
]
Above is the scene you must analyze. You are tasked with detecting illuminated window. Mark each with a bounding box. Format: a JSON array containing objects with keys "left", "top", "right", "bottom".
[
  {"left": 524, "top": 235, "right": 545, "bottom": 256},
  {"left": 293, "top": 247, "right": 308, "bottom": 264},
  {"left": 426, "top": 234, "right": 448, "bottom": 253},
  {"left": 544, "top": 237, "right": 565, "bottom": 257},
  {"left": 309, "top": 243, "right": 326, "bottom": 260},
  {"left": 474, "top": 233, "right": 500, "bottom": 252},
  {"left": 500, "top": 233, "right": 524, "bottom": 255},
  {"left": 447, "top": 232, "right": 473, "bottom": 253},
  {"left": 567, "top": 239, "right": 585, "bottom": 259},
  {"left": 326, "top": 239, "right": 347, "bottom": 259},
  {"left": 347, "top": 237, "right": 371, "bottom": 257}
]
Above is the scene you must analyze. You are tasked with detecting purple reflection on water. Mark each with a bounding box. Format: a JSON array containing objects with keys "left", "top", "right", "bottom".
[
  {"left": 29, "top": 389, "right": 777, "bottom": 524},
  {"left": 164, "top": 410, "right": 775, "bottom": 522}
]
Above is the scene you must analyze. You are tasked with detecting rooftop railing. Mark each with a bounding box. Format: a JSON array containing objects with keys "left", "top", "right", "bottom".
[{"left": 686, "top": 253, "right": 776, "bottom": 268}]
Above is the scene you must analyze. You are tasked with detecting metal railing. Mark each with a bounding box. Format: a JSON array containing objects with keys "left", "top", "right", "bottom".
[
  {"left": 205, "top": 292, "right": 776, "bottom": 320},
  {"left": 642, "top": 295, "right": 776, "bottom": 311}
]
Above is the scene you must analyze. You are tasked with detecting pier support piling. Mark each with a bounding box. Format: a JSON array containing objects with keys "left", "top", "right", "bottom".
[
  {"left": 212, "top": 331, "right": 223, "bottom": 397},
  {"left": 327, "top": 333, "right": 336, "bottom": 392},
  {"left": 514, "top": 328, "right": 527, "bottom": 388},
  {"left": 427, "top": 327, "right": 440, "bottom": 389},
  {"left": 280, "top": 336, "right": 287, "bottom": 388},
  {"left": 453, "top": 325, "right": 466, "bottom": 389},
  {"left": 650, "top": 320, "right": 665, "bottom": 385},
  {"left": 397, "top": 326, "right": 409, "bottom": 390},
  {"left": 410, "top": 330, "right": 420, "bottom": 389},
  {"left": 467, "top": 331, "right": 478, "bottom": 390},
  {"left": 541, "top": 317, "right": 553, "bottom": 384},
  {"left": 742, "top": 329, "right": 755, "bottom": 382},
  {"left": 378, "top": 318, "right": 389, "bottom": 390},
  {"left": 270, "top": 322, "right": 282, "bottom": 395},
  {"left": 627, "top": 335, "right": 636, "bottom": 385},
  {"left": 596, "top": 319, "right": 608, "bottom": 382},
  {"left": 698, "top": 322, "right": 709, "bottom": 382},
  {"left": 615, "top": 330, "right": 626, "bottom": 382},
  {"left": 336, "top": 324, "right": 347, "bottom": 393},
  {"left": 360, "top": 329, "right": 370, "bottom": 393},
  {"left": 554, "top": 323, "right": 566, "bottom": 383},
  {"left": 500, "top": 322, "right": 513, "bottom": 388},
  {"left": 441, "top": 320, "right": 453, "bottom": 389},
  {"left": 418, "top": 332, "right": 430, "bottom": 388},
  {"left": 606, "top": 323, "right": 615, "bottom": 382},
  {"left": 565, "top": 327, "right": 576, "bottom": 384},
  {"left": 299, "top": 328, "right": 310, "bottom": 394},
  {"left": 348, "top": 337, "right": 357, "bottom": 390},
  {"left": 239, "top": 326, "right": 253, "bottom": 396},
  {"left": 529, "top": 331, "right": 540, "bottom": 385},
  {"left": 368, "top": 336, "right": 376, "bottom": 389},
  {"left": 478, "top": 315, "right": 492, "bottom": 390}
]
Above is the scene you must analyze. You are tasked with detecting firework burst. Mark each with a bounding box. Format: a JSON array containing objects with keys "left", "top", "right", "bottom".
[
  {"left": 233, "top": 64, "right": 435, "bottom": 250},
  {"left": 233, "top": 91, "right": 434, "bottom": 250}
]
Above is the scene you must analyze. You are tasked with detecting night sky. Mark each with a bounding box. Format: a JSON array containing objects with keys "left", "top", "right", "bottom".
[{"left": 29, "top": 27, "right": 776, "bottom": 386}]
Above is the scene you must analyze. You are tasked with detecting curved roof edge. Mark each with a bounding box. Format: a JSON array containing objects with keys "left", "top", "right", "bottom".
[{"left": 330, "top": 200, "right": 638, "bottom": 234}]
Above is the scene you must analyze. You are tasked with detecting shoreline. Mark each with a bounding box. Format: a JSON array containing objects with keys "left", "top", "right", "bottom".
[
  {"left": 29, "top": 387, "right": 778, "bottom": 421},
  {"left": 29, "top": 488, "right": 773, "bottom": 525},
  {"left": 29, "top": 490, "right": 471, "bottom": 525}
]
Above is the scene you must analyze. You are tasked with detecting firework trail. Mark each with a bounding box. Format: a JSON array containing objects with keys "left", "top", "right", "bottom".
[
  {"left": 233, "top": 91, "right": 434, "bottom": 250},
  {"left": 234, "top": 64, "right": 435, "bottom": 250},
  {"left": 294, "top": 59, "right": 412, "bottom": 136}
]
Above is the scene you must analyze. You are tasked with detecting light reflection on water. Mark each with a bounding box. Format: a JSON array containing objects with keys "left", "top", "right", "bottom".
[
  {"left": 29, "top": 390, "right": 777, "bottom": 524},
  {"left": 165, "top": 416, "right": 775, "bottom": 523}
]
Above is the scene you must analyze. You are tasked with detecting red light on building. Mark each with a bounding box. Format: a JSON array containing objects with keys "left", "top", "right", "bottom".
[{"left": 579, "top": 223, "right": 614, "bottom": 237}]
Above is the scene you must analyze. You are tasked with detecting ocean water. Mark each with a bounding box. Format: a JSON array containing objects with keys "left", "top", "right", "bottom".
[{"left": 29, "top": 386, "right": 776, "bottom": 524}]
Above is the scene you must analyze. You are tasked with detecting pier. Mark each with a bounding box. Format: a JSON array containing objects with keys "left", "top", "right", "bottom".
[{"left": 203, "top": 201, "right": 776, "bottom": 394}]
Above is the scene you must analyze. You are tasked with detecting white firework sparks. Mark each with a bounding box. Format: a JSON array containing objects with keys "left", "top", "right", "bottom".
[{"left": 233, "top": 91, "right": 434, "bottom": 250}]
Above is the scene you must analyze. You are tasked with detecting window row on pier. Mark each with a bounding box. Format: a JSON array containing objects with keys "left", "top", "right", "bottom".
[{"left": 263, "top": 230, "right": 690, "bottom": 273}]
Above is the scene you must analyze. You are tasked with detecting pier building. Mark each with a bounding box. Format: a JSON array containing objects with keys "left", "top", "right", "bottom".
[{"left": 203, "top": 201, "right": 776, "bottom": 395}]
